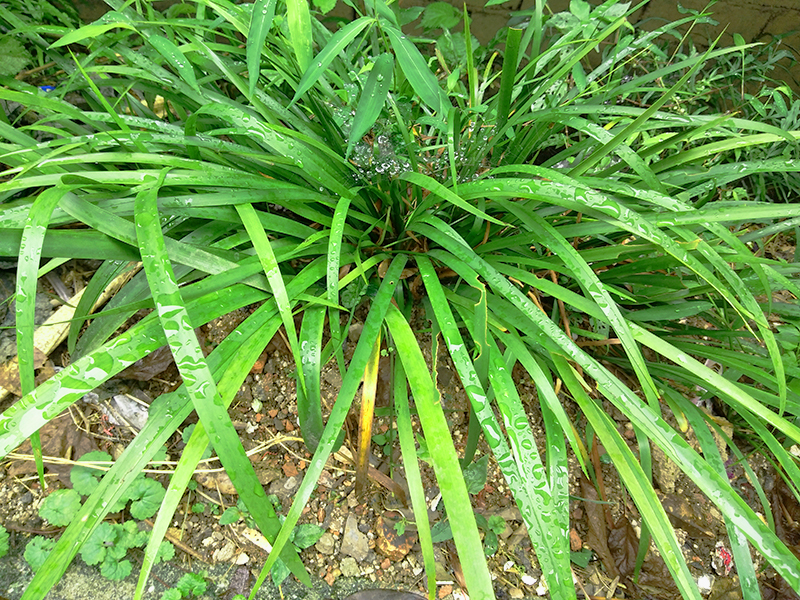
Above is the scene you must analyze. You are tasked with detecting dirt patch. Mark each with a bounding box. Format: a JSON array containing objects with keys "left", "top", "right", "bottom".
[{"left": 0, "top": 263, "right": 797, "bottom": 599}]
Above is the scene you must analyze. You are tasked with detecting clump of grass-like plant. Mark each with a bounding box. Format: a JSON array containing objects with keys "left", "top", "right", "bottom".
[{"left": 2, "top": 0, "right": 800, "bottom": 598}]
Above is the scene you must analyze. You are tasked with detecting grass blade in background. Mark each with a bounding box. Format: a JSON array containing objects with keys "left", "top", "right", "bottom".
[
  {"left": 346, "top": 53, "right": 394, "bottom": 158},
  {"left": 384, "top": 25, "right": 446, "bottom": 116}
]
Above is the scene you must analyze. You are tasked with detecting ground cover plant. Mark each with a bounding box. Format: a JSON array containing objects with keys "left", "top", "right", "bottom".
[{"left": 2, "top": 0, "right": 800, "bottom": 598}]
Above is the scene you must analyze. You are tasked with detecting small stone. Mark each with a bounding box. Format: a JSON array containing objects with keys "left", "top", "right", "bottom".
[
  {"left": 509, "top": 588, "right": 524, "bottom": 599},
  {"left": 325, "top": 567, "right": 340, "bottom": 585},
  {"left": 195, "top": 470, "right": 237, "bottom": 495},
  {"left": 697, "top": 574, "right": 713, "bottom": 594},
  {"left": 316, "top": 532, "right": 336, "bottom": 555},
  {"left": 213, "top": 539, "right": 236, "bottom": 563},
  {"left": 348, "top": 323, "right": 363, "bottom": 342},
  {"left": 438, "top": 584, "right": 452, "bottom": 599},
  {"left": 236, "top": 553, "right": 250, "bottom": 565},
  {"left": 318, "top": 470, "right": 334, "bottom": 488},
  {"left": 340, "top": 556, "right": 360, "bottom": 577},
  {"left": 340, "top": 514, "right": 370, "bottom": 562},
  {"left": 569, "top": 528, "right": 582, "bottom": 551},
  {"left": 268, "top": 475, "right": 300, "bottom": 506}
]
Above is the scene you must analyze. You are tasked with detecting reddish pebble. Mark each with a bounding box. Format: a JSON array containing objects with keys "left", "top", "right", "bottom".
[
  {"left": 438, "top": 585, "right": 452, "bottom": 599},
  {"left": 569, "top": 528, "right": 583, "bottom": 551}
]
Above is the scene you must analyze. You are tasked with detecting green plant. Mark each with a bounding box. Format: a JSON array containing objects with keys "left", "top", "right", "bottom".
[
  {"left": 24, "top": 453, "right": 174, "bottom": 579},
  {"left": 160, "top": 572, "right": 208, "bottom": 600},
  {"left": 2, "top": 0, "right": 800, "bottom": 599},
  {"left": 426, "top": 455, "right": 505, "bottom": 556},
  {"left": 217, "top": 498, "right": 324, "bottom": 586},
  {"left": 0, "top": 524, "right": 8, "bottom": 558},
  {"left": 24, "top": 536, "right": 56, "bottom": 572}
]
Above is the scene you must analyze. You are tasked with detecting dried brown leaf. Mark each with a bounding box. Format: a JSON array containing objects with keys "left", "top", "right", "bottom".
[
  {"left": 118, "top": 345, "right": 174, "bottom": 381},
  {"left": 581, "top": 476, "right": 618, "bottom": 578},
  {"left": 8, "top": 412, "right": 97, "bottom": 486},
  {"left": 0, "top": 347, "right": 48, "bottom": 396}
]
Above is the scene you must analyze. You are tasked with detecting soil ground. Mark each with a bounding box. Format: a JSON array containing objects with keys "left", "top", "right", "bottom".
[{"left": 0, "top": 260, "right": 799, "bottom": 600}]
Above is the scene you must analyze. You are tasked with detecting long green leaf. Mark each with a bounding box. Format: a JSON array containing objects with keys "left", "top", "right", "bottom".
[
  {"left": 346, "top": 53, "right": 394, "bottom": 158},
  {"left": 16, "top": 186, "right": 68, "bottom": 489},
  {"left": 385, "top": 303, "right": 495, "bottom": 599},
  {"left": 393, "top": 358, "right": 436, "bottom": 600},
  {"left": 247, "top": 0, "right": 277, "bottom": 97},
  {"left": 135, "top": 303, "right": 284, "bottom": 600},
  {"left": 286, "top": 0, "right": 312, "bottom": 72},
  {"left": 297, "top": 305, "right": 325, "bottom": 451},
  {"left": 135, "top": 171, "right": 309, "bottom": 584},
  {"left": 147, "top": 34, "right": 200, "bottom": 92},
  {"left": 553, "top": 354, "right": 700, "bottom": 600},
  {"left": 384, "top": 26, "right": 445, "bottom": 115},
  {"left": 290, "top": 16, "right": 373, "bottom": 104}
]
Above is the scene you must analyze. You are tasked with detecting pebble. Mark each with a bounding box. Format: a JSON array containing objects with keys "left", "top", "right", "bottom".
[
  {"left": 315, "top": 532, "right": 336, "bottom": 555},
  {"left": 340, "top": 513, "right": 370, "bottom": 562},
  {"left": 340, "top": 556, "right": 360, "bottom": 577},
  {"left": 213, "top": 539, "right": 236, "bottom": 563}
]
